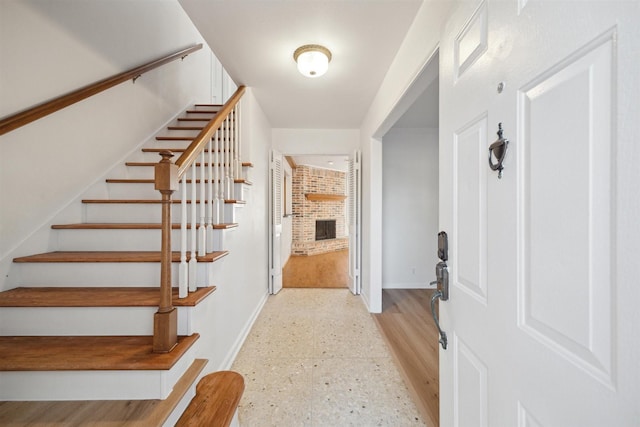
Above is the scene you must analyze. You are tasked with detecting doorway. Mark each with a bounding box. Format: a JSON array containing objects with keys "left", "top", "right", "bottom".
[
  {"left": 280, "top": 154, "right": 350, "bottom": 288},
  {"left": 376, "top": 50, "right": 440, "bottom": 424}
]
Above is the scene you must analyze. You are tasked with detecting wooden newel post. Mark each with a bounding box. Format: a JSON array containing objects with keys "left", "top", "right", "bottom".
[{"left": 153, "top": 151, "right": 179, "bottom": 353}]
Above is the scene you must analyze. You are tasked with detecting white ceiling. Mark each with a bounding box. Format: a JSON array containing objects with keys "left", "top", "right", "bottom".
[{"left": 179, "top": 0, "right": 423, "bottom": 129}]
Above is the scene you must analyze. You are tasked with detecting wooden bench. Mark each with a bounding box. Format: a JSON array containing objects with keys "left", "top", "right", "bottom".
[{"left": 175, "top": 370, "right": 244, "bottom": 427}]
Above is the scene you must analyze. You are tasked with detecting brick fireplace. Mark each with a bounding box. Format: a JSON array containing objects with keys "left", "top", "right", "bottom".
[{"left": 292, "top": 165, "right": 348, "bottom": 256}]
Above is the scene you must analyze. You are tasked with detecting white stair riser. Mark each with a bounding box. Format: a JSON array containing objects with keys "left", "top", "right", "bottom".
[
  {"left": 243, "top": 165, "right": 252, "bottom": 182},
  {"left": 156, "top": 128, "right": 202, "bottom": 137},
  {"left": 125, "top": 165, "right": 235, "bottom": 180},
  {"left": 139, "top": 155, "right": 237, "bottom": 167},
  {"left": 225, "top": 203, "right": 236, "bottom": 223},
  {"left": 106, "top": 182, "right": 237, "bottom": 200},
  {"left": 83, "top": 201, "right": 236, "bottom": 223},
  {"left": 0, "top": 347, "right": 195, "bottom": 401},
  {"left": 0, "top": 306, "right": 196, "bottom": 336},
  {"left": 14, "top": 261, "right": 221, "bottom": 287},
  {"left": 55, "top": 228, "right": 225, "bottom": 252},
  {"left": 235, "top": 183, "right": 248, "bottom": 200}
]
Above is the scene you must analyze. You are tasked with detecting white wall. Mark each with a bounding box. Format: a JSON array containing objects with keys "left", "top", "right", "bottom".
[
  {"left": 382, "top": 128, "right": 439, "bottom": 289},
  {"left": 0, "top": 0, "right": 213, "bottom": 281},
  {"left": 359, "top": 1, "right": 453, "bottom": 312}
]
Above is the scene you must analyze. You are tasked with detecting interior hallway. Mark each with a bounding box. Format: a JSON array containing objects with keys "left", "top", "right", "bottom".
[{"left": 231, "top": 288, "right": 427, "bottom": 426}]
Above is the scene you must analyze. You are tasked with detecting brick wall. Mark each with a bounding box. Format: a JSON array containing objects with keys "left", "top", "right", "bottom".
[{"left": 292, "top": 165, "right": 348, "bottom": 256}]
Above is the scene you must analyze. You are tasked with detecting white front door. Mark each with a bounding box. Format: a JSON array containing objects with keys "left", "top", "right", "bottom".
[
  {"left": 439, "top": 1, "right": 640, "bottom": 425},
  {"left": 348, "top": 150, "right": 362, "bottom": 295},
  {"left": 269, "top": 150, "right": 283, "bottom": 294}
]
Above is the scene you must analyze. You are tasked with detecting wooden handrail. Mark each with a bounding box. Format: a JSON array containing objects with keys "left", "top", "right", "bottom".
[
  {"left": 175, "top": 86, "right": 246, "bottom": 177},
  {"left": 152, "top": 86, "right": 245, "bottom": 353},
  {"left": 0, "top": 44, "right": 203, "bottom": 136}
]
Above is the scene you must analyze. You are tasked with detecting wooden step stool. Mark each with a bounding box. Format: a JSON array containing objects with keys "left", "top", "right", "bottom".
[{"left": 176, "top": 371, "right": 244, "bottom": 427}]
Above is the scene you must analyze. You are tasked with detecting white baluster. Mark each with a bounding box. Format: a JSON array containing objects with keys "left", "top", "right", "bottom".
[
  {"left": 189, "top": 164, "right": 198, "bottom": 292},
  {"left": 225, "top": 117, "right": 232, "bottom": 200},
  {"left": 198, "top": 150, "right": 206, "bottom": 256},
  {"left": 236, "top": 106, "right": 242, "bottom": 181},
  {"left": 229, "top": 113, "right": 235, "bottom": 200},
  {"left": 219, "top": 122, "right": 226, "bottom": 222},
  {"left": 179, "top": 178, "right": 188, "bottom": 298},
  {"left": 214, "top": 129, "right": 222, "bottom": 224},
  {"left": 206, "top": 137, "right": 214, "bottom": 251},
  {"left": 234, "top": 106, "right": 240, "bottom": 180}
]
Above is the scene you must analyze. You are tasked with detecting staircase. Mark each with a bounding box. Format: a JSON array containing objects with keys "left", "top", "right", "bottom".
[{"left": 0, "top": 102, "right": 253, "bottom": 424}]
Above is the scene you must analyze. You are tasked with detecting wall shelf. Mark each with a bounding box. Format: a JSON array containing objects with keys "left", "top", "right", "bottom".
[{"left": 305, "top": 193, "right": 347, "bottom": 202}]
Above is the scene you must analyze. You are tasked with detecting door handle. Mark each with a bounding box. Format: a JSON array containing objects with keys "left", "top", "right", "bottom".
[{"left": 430, "top": 261, "right": 449, "bottom": 350}]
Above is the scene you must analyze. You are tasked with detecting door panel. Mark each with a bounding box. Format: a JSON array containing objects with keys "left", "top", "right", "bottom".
[
  {"left": 454, "top": 335, "right": 488, "bottom": 427},
  {"left": 453, "top": 115, "right": 488, "bottom": 304},
  {"left": 440, "top": 1, "right": 639, "bottom": 426},
  {"left": 518, "top": 33, "right": 614, "bottom": 385}
]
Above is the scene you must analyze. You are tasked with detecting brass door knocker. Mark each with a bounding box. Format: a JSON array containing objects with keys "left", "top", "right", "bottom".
[{"left": 488, "top": 123, "right": 509, "bottom": 179}]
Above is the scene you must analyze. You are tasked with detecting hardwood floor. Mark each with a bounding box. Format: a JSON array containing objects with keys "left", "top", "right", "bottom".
[
  {"left": 282, "top": 249, "right": 348, "bottom": 288},
  {"left": 373, "top": 289, "right": 439, "bottom": 426}
]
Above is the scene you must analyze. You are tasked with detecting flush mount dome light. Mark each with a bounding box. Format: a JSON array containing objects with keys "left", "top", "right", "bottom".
[{"left": 293, "top": 44, "right": 332, "bottom": 78}]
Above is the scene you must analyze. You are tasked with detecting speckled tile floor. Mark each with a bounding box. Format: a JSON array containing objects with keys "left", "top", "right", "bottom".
[{"left": 231, "top": 288, "right": 427, "bottom": 427}]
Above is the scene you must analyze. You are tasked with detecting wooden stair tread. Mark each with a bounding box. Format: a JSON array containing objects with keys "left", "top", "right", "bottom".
[
  {"left": 51, "top": 223, "right": 239, "bottom": 230},
  {"left": 126, "top": 162, "right": 240, "bottom": 167},
  {"left": 167, "top": 125, "right": 205, "bottom": 130},
  {"left": 142, "top": 148, "right": 235, "bottom": 153},
  {"left": 175, "top": 370, "right": 244, "bottom": 427},
  {"left": 82, "top": 199, "right": 246, "bottom": 205},
  {"left": 194, "top": 104, "right": 223, "bottom": 107},
  {"left": 0, "top": 286, "right": 216, "bottom": 307},
  {"left": 177, "top": 117, "right": 212, "bottom": 122},
  {"left": 0, "top": 334, "right": 199, "bottom": 371},
  {"left": 105, "top": 178, "right": 252, "bottom": 185},
  {"left": 185, "top": 109, "right": 219, "bottom": 114},
  {"left": 13, "top": 251, "right": 229, "bottom": 263},
  {"left": 242, "top": 162, "right": 253, "bottom": 167},
  {"left": 0, "top": 359, "right": 208, "bottom": 426},
  {"left": 155, "top": 136, "right": 194, "bottom": 141}
]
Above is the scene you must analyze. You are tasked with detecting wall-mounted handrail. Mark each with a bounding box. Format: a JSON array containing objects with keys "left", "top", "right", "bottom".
[{"left": 0, "top": 44, "right": 203, "bottom": 136}]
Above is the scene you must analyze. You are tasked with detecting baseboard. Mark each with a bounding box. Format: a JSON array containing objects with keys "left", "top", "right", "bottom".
[
  {"left": 383, "top": 281, "right": 436, "bottom": 289},
  {"left": 218, "top": 291, "right": 269, "bottom": 370}
]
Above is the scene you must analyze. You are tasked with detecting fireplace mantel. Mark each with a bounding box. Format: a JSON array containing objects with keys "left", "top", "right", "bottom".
[{"left": 305, "top": 193, "right": 347, "bottom": 202}]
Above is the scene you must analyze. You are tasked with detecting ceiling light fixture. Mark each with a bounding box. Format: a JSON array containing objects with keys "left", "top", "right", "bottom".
[{"left": 293, "top": 44, "right": 332, "bottom": 78}]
